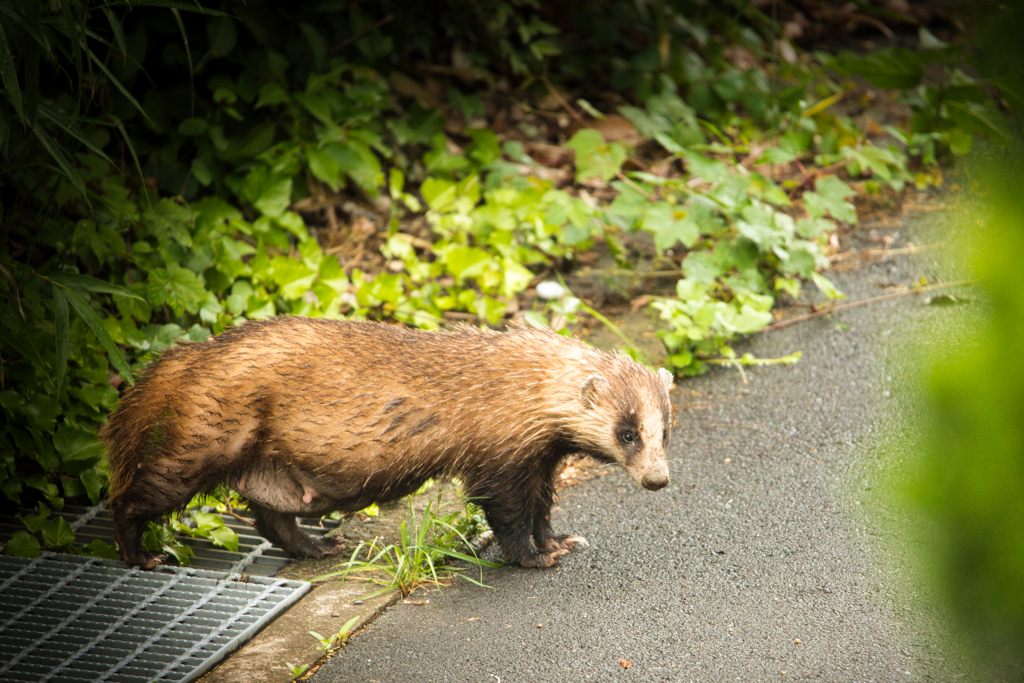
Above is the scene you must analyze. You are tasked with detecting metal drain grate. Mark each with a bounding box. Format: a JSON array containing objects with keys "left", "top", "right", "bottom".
[
  {"left": 0, "top": 504, "right": 343, "bottom": 576},
  {"left": 0, "top": 552, "right": 311, "bottom": 683}
]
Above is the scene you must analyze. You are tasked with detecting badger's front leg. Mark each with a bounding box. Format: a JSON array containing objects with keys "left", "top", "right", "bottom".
[
  {"left": 530, "top": 468, "right": 589, "bottom": 558},
  {"left": 474, "top": 476, "right": 567, "bottom": 569}
]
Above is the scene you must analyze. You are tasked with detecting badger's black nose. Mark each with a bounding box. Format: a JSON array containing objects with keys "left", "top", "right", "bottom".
[{"left": 642, "top": 474, "right": 669, "bottom": 491}]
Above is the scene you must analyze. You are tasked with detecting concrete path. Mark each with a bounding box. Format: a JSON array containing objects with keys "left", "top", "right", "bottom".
[{"left": 311, "top": 216, "right": 980, "bottom": 683}]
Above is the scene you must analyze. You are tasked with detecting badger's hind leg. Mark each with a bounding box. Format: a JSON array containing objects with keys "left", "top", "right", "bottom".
[
  {"left": 112, "top": 507, "right": 166, "bottom": 570},
  {"left": 249, "top": 503, "right": 345, "bottom": 558}
]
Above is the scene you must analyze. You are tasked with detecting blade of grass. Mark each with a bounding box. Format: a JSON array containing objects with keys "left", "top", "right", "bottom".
[
  {"left": 0, "top": 20, "right": 23, "bottom": 121},
  {"left": 578, "top": 301, "right": 651, "bottom": 365},
  {"left": 49, "top": 273, "right": 144, "bottom": 300},
  {"left": 53, "top": 284, "right": 69, "bottom": 395},
  {"left": 57, "top": 0, "right": 83, "bottom": 117},
  {"left": 83, "top": 44, "right": 153, "bottom": 128},
  {"left": 54, "top": 283, "right": 134, "bottom": 385},
  {"left": 101, "top": 6, "right": 127, "bottom": 65},
  {"left": 170, "top": 8, "right": 194, "bottom": 117},
  {"left": 112, "top": 117, "right": 149, "bottom": 205},
  {"left": 107, "top": 0, "right": 228, "bottom": 15},
  {"left": 36, "top": 102, "right": 114, "bottom": 164},
  {"left": 33, "top": 126, "right": 88, "bottom": 201}
]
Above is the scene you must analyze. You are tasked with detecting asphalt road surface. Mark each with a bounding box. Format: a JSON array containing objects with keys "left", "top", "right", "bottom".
[{"left": 314, "top": 221, "right": 981, "bottom": 682}]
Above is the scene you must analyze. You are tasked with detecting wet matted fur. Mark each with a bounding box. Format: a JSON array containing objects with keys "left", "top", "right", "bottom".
[{"left": 101, "top": 318, "right": 675, "bottom": 569}]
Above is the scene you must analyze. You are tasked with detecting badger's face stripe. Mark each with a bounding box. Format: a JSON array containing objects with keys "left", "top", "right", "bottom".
[{"left": 615, "top": 410, "right": 642, "bottom": 458}]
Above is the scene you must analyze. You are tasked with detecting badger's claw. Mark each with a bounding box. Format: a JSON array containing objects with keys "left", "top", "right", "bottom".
[
  {"left": 519, "top": 548, "right": 570, "bottom": 568},
  {"left": 468, "top": 529, "right": 495, "bottom": 553},
  {"left": 540, "top": 534, "right": 590, "bottom": 553},
  {"left": 130, "top": 552, "right": 166, "bottom": 570},
  {"left": 560, "top": 535, "right": 589, "bottom": 550}
]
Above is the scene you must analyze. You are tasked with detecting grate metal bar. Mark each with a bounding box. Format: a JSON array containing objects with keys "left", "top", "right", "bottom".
[
  {"left": 0, "top": 564, "right": 140, "bottom": 676},
  {"left": 99, "top": 570, "right": 261, "bottom": 680},
  {"left": 37, "top": 567, "right": 190, "bottom": 683},
  {"left": 0, "top": 552, "right": 46, "bottom": 595},
  {"left": 69, "top": 502, "right": 106, "bottom": 532},
  {"left": 0, "top": 554, "right": 310, "bottom": 683},
  {"left": 227, "top": 538, "right": 273, "bottom": 578},
  {"left": 151, "top": 579, "right": 283, "bottom": 681},
  {"left": 0, "top": 557, "right": 98, "bottom": 635}
]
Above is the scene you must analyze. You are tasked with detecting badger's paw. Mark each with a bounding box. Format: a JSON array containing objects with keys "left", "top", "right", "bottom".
[
  {"left": 540, "top": 534, "right": 590, "bottom": 553},
  {"left": 468, "top": 529, "right": 495, "bottom": 553},
  {"left": 519, "top": 547, "right": 570, "bottom": 568},
  {"left": 312, "top": 535, "right": 347, "bottom": 558},
  {"left": 125, "top": 551, "right": 166, "bottom": 570}
]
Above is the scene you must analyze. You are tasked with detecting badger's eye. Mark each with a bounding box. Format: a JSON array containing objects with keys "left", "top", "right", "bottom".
[{"left": 619, "top": 431, "right": 635, "bottom": 444}]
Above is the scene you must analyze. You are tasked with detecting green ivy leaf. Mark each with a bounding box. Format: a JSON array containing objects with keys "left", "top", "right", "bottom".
[
  {"left": 307, "top": 146, "right": 343, "bottom": 191},
  {"left": 811, "top": 272, "right": 845, "bottom": 300},
  {"left": 53, "top": 426, "right": 103, "bottom": 464},
  {"left": 501, "top": 258, "right": 534, "bottom": 297},
  {"left": 143, "top": 198, "right": 196, "bottom": 249},
  {"left": 565, "top": 129, "right": 626, "bottom": 183},
  {"left": 836, "top": 48, "right": 923, "bottom": 89},
  {"left": 680, "top": 149, "right": 728, "bottom": 183},
  {"left": 472, "top": 296, "right": 507, "bottom": 325},
  {"left": 42, "top": 516, "right": 75, "bottom": 548},
  {"left": 178, "top": 117, "right": 208, "bottom": 136},
  {"left": 445, "top": 246, "right": 492, "bottom": 281},
  {"left": 945, "top": 101, "right": 1012, "bottom": 146},
  {"left": 3, "top": 531, "right": 41, "bottom": 558},
  {"left": 756, "top": 147, "right": 796, "bottom": 164},
  {"left": 19, "top": 503, "right": 50, "bottom": 533},
  {"left": 466, "top": 128, "right": 502, "bottom": 166},
  {"left": 242, "top": 166, "right": 293, "bottom": 217},
  {"left": 78, "top": 539, "right": 120, "bottom": 560},
  {"left": 256, "top": 82, "right": 290, "bottom": 108},
  {"left": 642, "top": 202, "right": 700, "bottom": 253},
  {"left": 209, "top": 524, "right": 239, "bottom": 552},
  {"left": 148, "top": 263, "right": 208, "bottom": 316},
  {"left": 804, "top": 176, "right": 857, "bottom": 224},
  {"left": 272, "top": 257, "right": 316, "bottom": 300},
  {"left": 683, "top": 250, "right": 723, "bottom": 284}
]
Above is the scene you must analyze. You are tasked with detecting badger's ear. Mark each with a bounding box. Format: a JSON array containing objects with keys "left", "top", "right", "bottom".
[
  {"left": 658, "top": 367, "right": 675, "bottom": 392},
  {"left": 580, "top": 375, "right": 608, "bottom": 410}
]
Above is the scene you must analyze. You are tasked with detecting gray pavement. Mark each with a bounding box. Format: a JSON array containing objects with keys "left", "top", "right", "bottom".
[{"left": 312, "top": 216, "right": 981, "bottom": 683}]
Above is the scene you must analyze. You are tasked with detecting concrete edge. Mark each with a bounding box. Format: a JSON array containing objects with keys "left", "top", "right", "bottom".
[{"left": 199, "top": 580, "right": 401, "bottom": 683}]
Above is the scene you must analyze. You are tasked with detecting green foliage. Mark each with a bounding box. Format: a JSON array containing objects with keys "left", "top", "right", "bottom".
[
  {"left": 316, "top": 492, "right": 499, "bottom": 599},
  {"left": 899, "top": 146, "right": 1024, "bottom": 676},
  {"left": 832, "top": 27, "right": 1015, "bottom": 165},
  {"left": 0, "top": 0, "right": 1014, "bottom": 560},
  {"left": 285, "top": 662, "right": 309, "bottom": 680},
  {"left": 309, "top": 615, "right": 360, "bottom": 654}
]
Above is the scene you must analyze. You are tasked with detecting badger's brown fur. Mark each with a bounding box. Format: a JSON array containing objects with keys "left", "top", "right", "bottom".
[{"left": 101, "top": 317, "right": 674, "bottom": 570}]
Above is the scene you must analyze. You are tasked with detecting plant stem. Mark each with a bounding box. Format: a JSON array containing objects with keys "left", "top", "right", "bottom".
[{"left": 761, "top": 279, "right": 974, "bottom": 332}]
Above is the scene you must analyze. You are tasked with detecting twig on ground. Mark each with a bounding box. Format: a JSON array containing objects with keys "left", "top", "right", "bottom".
[
  {"left": 615, "top": 171, "right": 656, "bottom": 201},
  {"left": 578, "top": 267, "right": 683, "bottom": 278},
  {"left": 541, "top": 74, "right": 586, "bottom": 125},
  {"left": 829, "top": 242, "right": 945, "bottom": 270},
  {"left": 787, "top": 157, "right": 856, "bottom": 198},
  {"left": 223, "top": 509, "right": 256, "bottom": 527},
  {"left": 760, "top": 279, "right": 974, "bottom": 332},
  {"left": 330, "top": 15, "right": 395, "bottom": 53}
]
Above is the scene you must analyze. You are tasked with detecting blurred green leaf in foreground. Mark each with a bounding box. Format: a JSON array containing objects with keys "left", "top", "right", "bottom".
[{"left": 904, "top": 141, "right": 1024, "bottom": 676}]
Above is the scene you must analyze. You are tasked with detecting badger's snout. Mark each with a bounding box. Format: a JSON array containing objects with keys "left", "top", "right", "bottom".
[{"left": 641, "top": 473, "right": 669, "bottom": 491}]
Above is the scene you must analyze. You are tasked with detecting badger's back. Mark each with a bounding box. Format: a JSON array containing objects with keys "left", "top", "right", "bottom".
[{"left": 102, "top": 318, "right": 618, "bottom": 501}]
